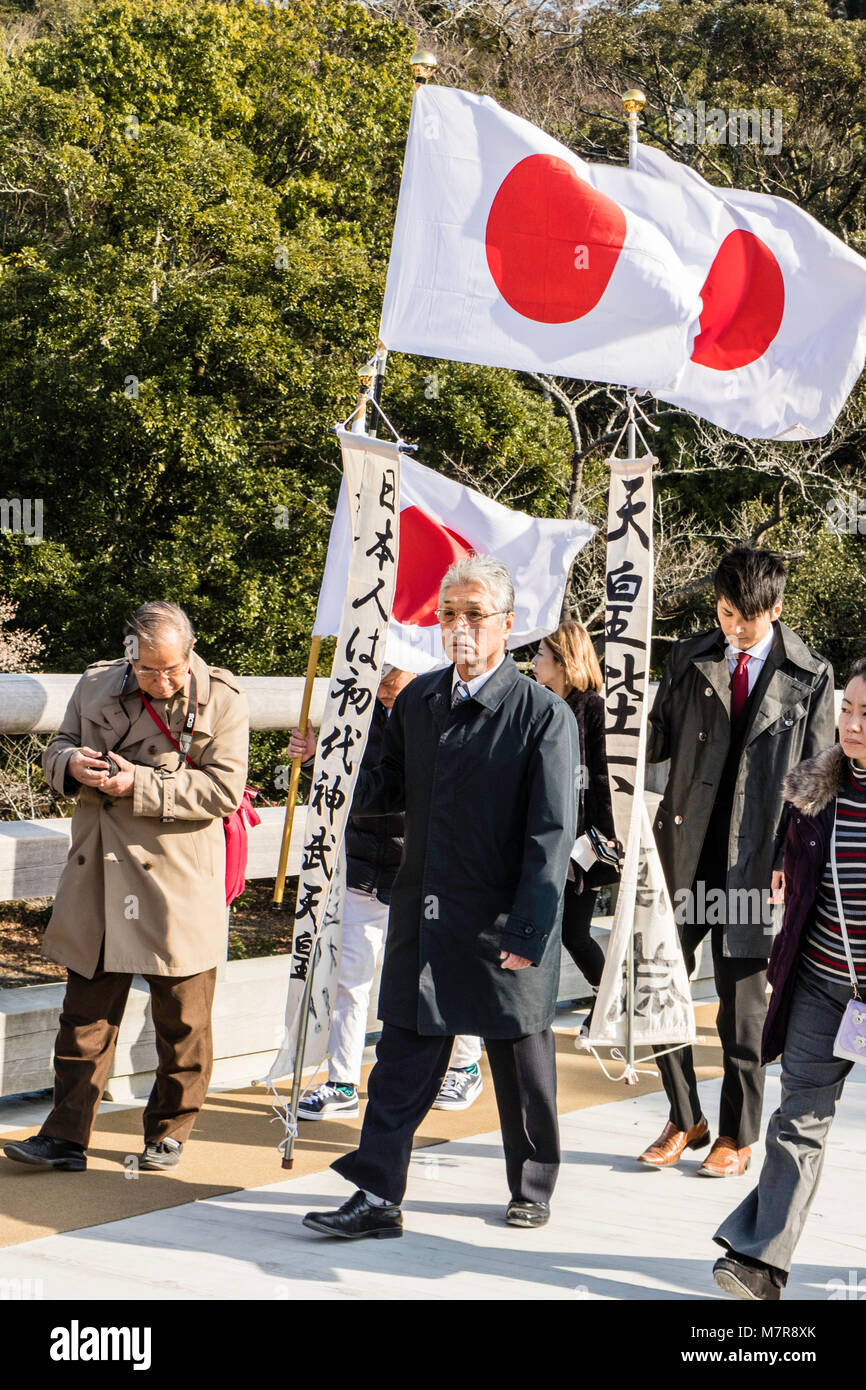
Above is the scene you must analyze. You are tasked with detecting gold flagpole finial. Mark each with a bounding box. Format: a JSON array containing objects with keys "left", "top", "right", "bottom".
[
  {"left": 410, "top": 49, "right": 438, "bottom": 89},
  {"left": 357, "top": 354, "right": 376, "bottom": 390},
  {"left": 621, "top": 89, "right": 646, "bottom": 175},
  {"left": 346, "top": 354, "right": 375, "bottom": 435},
  {"left": 621, "top": 88, "right": 646, "bottom": 115}
]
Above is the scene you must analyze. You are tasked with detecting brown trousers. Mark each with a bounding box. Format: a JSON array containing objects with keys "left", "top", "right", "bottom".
[{"left": 40, "top": 958, "right": 217, "bottom": 1149}]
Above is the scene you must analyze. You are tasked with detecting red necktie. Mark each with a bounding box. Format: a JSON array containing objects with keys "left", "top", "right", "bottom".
[{"left": 730, "top": 652, "right": 751, "bottom": 721}]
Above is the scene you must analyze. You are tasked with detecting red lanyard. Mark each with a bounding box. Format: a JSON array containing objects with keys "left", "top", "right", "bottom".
[{"left": 139, "top": 672, "right": 198, "bottom": 769}]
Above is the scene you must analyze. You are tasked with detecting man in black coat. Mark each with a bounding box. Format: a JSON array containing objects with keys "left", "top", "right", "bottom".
[
  {"left": 301, "top": 555, "right": 579, "bottom": 1238},
  {"left": 293, "top": 668, "right": 483, "bottom": 1121},
  {"left": 640, "top": 548, "right": 834, "bottom": 1177}
]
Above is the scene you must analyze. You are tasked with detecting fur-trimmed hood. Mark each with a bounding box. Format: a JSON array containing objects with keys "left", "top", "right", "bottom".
[{"left": 783, "top": 743, "right": 847, "bottom": 817}]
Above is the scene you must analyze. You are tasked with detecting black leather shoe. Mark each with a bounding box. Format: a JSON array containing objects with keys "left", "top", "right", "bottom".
[
  {"left": 713, "top": 1254, "right": 783, "bottom": 1301},
  {"left": 303, "top": 1189, "right": 403, "bottom": 1240},
  {"left": 506, "top": 1199, "right": 550, "bottom": 1228},
  {"left": 3, "top": 1136, "right": 87, "bottom": 1171}
]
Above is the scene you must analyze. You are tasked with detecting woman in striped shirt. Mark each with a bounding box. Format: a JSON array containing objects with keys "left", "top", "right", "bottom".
[{"left": 712, "top": 658, "right": 866, "bottom": 1300}]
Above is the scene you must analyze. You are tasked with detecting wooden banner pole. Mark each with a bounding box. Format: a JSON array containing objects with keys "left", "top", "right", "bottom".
[{"left": 272, "top": 634, "right": 322, "bottom": 907}]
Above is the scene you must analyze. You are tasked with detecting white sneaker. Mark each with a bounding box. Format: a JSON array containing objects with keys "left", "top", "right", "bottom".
[
  {"left": 431, "top": 1066, "right": 483, "bottom": 1111},
  {"left": 297, "top": 1082, "right": 360, "bottom": 1121}
]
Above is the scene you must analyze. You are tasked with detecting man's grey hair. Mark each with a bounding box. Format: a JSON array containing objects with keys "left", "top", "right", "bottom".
[
  {"left": 438, "top": 555, "right": 515, "bottom": 625},
  {"left": 123, "top": 601, "right": 195, "bottom": 656}
]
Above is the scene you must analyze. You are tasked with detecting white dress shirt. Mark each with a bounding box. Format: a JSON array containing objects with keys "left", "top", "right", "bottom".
[
  {"left": 451, "top": 653, "right": 507, "bottom": 700},
  {"left": 725, "top": 623, "right": 775, "bottom": 696}
]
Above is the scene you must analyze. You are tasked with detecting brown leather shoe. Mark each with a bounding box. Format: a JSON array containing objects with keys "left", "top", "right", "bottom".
[
  {"left": 698, "top": 1136, "right": 751, "bottom": 1177},
  {"left": 637, "top": 1116, "right": 710, "bottom": 1167}
]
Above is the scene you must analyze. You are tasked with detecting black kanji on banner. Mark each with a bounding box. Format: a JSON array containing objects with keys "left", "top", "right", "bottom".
[
  {"left": 271, "top": 434, "right": 402, "bottom": 1088},
  {"left": 352, "top": 576, "right": 389, "bottom": 622},
  {"left": 330, "top": 671, "right": 374, "bottom": 718},
  {"left": 366, "top": 515, "right": 396, "bottom": 571},
  {"left": 310, "top": 770, "right": 348, "bottom": 826},
  {"left": 345, "top": 625, "right": 381, "bottom": 669},
  {"left": 607, "top": 476, "right": 649, "bottom": 549},
  {"left": 319, "top": 722, "right": 363, "bottom": 775}
]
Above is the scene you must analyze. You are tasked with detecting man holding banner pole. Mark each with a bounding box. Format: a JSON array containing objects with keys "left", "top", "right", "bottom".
[{"left": 300, "top": 554, "right": 578, "bottom": 1239}]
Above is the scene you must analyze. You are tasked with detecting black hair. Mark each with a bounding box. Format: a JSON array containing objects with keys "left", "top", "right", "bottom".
[
  {"left": 713, "top": 548, "right": 787, "bottom": 619},
  {"left": 846, "top": 656, "right": 866, "bottom": 686}
]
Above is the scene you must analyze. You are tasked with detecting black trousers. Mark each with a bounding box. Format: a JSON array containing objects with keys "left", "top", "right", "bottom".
[
  {"left": 561, "top": 881, "right": 605, "bottom": 986},
  {"left": 652, "top": 918, "right": 767, "bottom": 1147},
  {"left": 332, "top": 1022, "right": 560, "bottom": 1206}
]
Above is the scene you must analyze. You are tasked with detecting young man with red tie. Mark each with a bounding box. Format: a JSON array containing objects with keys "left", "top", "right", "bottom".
[{"left": 639, "top": 549, "right": 835, "bottom": 1177}]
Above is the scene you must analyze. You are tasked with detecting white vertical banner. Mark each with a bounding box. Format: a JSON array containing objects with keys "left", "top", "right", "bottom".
[
  {"left": 266, "top": 430, "right": 401, "bottom": 1083},
  {"left": 591, "top": 454, "right": 695, "bottom": 1048}
]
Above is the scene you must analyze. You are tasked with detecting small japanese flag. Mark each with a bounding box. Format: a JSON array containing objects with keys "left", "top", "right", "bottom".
[{"left": 315, "top": 443, "right": 594, "bottom": 673}]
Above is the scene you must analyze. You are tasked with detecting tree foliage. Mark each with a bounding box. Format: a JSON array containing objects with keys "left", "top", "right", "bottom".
[{"left": 1, "top": 0, "right": 865, "bottom": 788}]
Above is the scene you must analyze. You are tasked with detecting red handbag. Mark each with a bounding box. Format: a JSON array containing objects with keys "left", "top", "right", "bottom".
[{"left": 139, "top": 692, "right": 260, "bottom": 906}]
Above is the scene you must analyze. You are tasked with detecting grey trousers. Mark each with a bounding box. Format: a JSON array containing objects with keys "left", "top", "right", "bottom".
[{"left": 714, "top": 966, "right": 854, "bottom": 1273}]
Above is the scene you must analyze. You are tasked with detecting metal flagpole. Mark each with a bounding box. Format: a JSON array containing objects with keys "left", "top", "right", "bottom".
[
  {"left": 622, "top": 87, "right": 646, "bottom": 1081},
  {"left": 278, "top": 366, "right": 370, "bottom": 1167},
  {"left": 273, "top": 335, "right": 383, "bottom": 913},
  {"left": 278, "top": 51, "right": 433, "bottom": 1165}
]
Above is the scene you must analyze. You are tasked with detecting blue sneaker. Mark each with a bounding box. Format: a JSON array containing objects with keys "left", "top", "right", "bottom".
[{"left": 298, "top": 1082, "right": 360, "bottom": 1121}]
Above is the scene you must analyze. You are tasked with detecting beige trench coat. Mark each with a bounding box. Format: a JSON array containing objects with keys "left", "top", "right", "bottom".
[{"left": 42, "top": 651, "right": 249, "bottom": 979}]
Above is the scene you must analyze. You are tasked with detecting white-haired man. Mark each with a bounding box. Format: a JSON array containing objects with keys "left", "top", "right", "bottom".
[
  {"left": 297, "top": 556, "right": 578, "bottom": 1237},
  {"left": 290, "top": 665, "right": 484, "bottom": 1120}
]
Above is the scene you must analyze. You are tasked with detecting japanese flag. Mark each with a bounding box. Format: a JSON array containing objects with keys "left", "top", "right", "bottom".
[
  {"left": 635, "top": 144, "right": 866, "bottom": 440},
  {"left": 314, "top": 438, "right": 595, "bottom": 673},
  {"left": 380, "top": 87, "right": 702, "bottom": 390}
]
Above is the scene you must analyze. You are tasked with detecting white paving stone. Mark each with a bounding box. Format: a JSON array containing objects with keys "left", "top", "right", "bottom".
[{"left": 1, "top": 1068, "right": 864, "bottom": 1301}]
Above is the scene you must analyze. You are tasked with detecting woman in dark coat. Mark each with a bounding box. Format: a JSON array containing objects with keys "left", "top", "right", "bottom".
[
  {"left": 532, "top": 621, "right": 617, "bottom": 1029},
  {"left": 713, "top": 659, "right": 866, "bottom": 1301}
]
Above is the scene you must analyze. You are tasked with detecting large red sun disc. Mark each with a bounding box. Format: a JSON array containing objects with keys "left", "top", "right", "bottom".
[
  {"left": 691, "top": 229, "right": 784, "bottom": 370},
  {"left": 485, "top": 154, "right": 626, "bottom": 323},
  {"left": 392, "top": 507, "right": 473, "bottom": 627}
]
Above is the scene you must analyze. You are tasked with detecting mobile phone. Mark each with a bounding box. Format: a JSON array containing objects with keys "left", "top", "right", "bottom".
[{"left": 587, "top": 824, "right": 623, "bottom": 871}]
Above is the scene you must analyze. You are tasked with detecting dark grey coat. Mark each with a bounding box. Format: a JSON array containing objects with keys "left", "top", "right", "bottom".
[
  {"left": 352, "top": 657, "right": 579, "bottom": 1038},
  {"left": 647, "top": 621, "right": 834, "bottom": 959}
]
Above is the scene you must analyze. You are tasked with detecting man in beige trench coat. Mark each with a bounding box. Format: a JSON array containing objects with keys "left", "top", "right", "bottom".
[{"left": 3, "top": 602, "right": 249, "bottom": 1173}]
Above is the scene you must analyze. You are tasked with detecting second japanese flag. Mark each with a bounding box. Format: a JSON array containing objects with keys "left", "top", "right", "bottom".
[{"left": 315, "top": 438, "right": 594, "bottom": 673}]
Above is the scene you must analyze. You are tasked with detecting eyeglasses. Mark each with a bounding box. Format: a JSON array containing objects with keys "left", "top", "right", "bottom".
[
  {"left": 436, "top": 607, "right": 509, "bottom": 628},
  {"left": 134, "top": 661, "right": 189, "bottom": 680}
]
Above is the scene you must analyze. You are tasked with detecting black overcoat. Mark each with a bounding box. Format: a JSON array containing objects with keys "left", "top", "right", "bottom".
[
  {"left": 647, "top": 621, "right": 834, "bottom": 959},
  {"left": 352, "top": 657, "right": 579, "bottom": 1039}
]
